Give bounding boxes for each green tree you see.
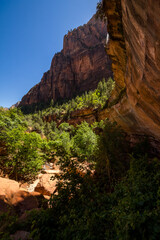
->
[110,155,160,240]
[32,122,42,134]
[4,128,44,180]
[44,122,52,138]
[50,121,57,132]
[73,121,98,160]
[95,121,129,190]
[52,131,73,156]
[58,122,71,132]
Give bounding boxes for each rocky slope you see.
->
[20,16,112,106]
[102,0,160,141]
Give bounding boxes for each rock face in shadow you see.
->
[0,177,46,215]
[103,0,160,141]
[20,16,112,106]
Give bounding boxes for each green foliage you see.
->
[21,78,115,121]
[58,122,72,132]
[25,155,110,240]
[0,108,45,180]
[91,120,105,129]
[1,117,160,240]
[0,211,18,240]
[50,121,57,132]
[51,131,73,156]
[19,135,158,240]
[23,151,160,240]
[4,128,45,180]
[110,155,160,239]
[32,122,43,134]
[1,77,160,240]
[20,79,115,162]
[95,121,129,190]
[43,122,52,138]
[0,108,25,132]
[73,121,98,160]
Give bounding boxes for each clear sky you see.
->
[0,0,99,108]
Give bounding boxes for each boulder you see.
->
[35,174,57,196]
[9,190,46,215]
[0,177,20,199]
[0,177,47,215]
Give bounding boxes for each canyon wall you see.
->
[103,0,160,140]
[20,16,112,106]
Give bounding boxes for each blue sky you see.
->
[0,0,99,108]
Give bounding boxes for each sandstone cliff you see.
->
[20,16,112,106]
[102,0,160,141]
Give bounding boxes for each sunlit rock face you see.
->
[20,16,112,106]
[103,0,160,140]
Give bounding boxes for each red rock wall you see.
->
[20,16,112,106]
[103,0,160,140]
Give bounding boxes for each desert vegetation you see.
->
[0,76,160,239]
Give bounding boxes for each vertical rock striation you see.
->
[20,16,112,106]
[103,0,160,140]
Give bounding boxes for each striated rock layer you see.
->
[103,0,160,141]
[20,16,112,106]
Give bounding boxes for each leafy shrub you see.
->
[1,118,160,240]
[27,152,160,240]
[110,155,160,240]
[32,122,42,134]
[58,122,72,132]
[51,131,73,156]
[3,128,45,180]
[0,108,45,180]
[95,121,130,190]
[73,121,98,160]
